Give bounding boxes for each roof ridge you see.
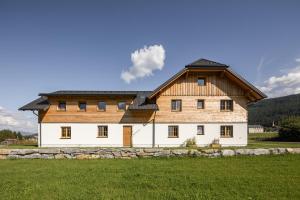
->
[185,58,228,67]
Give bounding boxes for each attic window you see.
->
[98,101,106,111]
[117,102,126,111]
[58,101,66,111]
[78,102,87,111]
[198,78,206,86]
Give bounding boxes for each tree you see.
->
[0,129,17,142]
[16,132,23,140]
[278,116,300,141]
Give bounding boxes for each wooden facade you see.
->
[39,71,248,124]
[39,96,154,123]
[160,72,245,96]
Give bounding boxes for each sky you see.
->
[0,0,300,133]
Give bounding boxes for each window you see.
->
[78,102,87,111]
[198,78,206,86]
[117,102,126,111]
[61,127,71,139]
[98,126,108,138]
[197,100,205,109]
[171,100,182,111]
[197,125,204,135]
[220,126,233,138]
[168,126,179,138]
[98,101,106,111]
[58,101,66,111]
[220,100,233,111]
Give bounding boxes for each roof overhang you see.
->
[18,97,49,111]
[148,66,267,102]
[38,91,148,97]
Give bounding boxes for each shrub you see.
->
[185,137,196,147]
[278,116,300,141]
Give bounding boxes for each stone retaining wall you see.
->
[0,148,299,160]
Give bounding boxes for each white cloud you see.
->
[258,58,300,98]
[121,44,166,83]
[256,57,265,84]
[0,106,36,133]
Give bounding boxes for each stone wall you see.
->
[0,148,299,160]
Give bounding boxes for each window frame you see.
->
[220,126,233,138]
[61,126,71,139]
[197,77,206,86]
[197,125,204,135]
[197,99,205,109]
[78,102,87,112]
[97,126,108,138]
[220,100,233,111]
[171,99,182,112]
[117,101,126,111]
[168,125,179,138]
[57,101,66,111]
[97,101,106,112]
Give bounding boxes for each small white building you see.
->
[248,125,264,133]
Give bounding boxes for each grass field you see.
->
[2,132,300,149]
[0,133,300,149]
[0,155,299,200]
[248,133,300,148]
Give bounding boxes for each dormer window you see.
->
[98,101,106,111]
[78,102,87,111]
[58,101,66,111]
[197,78,206,86]
[117,102,126,111]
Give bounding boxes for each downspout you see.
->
[32,111,41,147]
[152,110,156,148]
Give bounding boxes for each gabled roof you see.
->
[19,97,49,111]
[148,58,267,101]
[19,58,267,111]
[185,58,228,68]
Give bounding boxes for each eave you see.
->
[148,66,267,102]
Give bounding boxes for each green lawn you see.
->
[248,133,300,148]
[0,155,300,200]
[2,132,300,149]
[0,144,38,149]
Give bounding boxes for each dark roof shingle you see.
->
[19,97,49,111]
[185,58,228,68]
[128,91,158,110]
[39,90,150,96]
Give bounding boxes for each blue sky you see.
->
[1,0,300,132]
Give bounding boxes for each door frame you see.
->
[123,125,132,147]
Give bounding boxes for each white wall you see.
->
[155,123,247,147]
[40,123,247,147]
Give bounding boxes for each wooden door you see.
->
[123,126,132,147]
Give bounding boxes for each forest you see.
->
[248,93,300,127]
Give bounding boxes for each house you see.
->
[248,125,264,133]
[19,58,266,147]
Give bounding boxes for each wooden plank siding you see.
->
[39,71,248,124]
[155,96,248,123]
[160,72,245,96]
[154,72,248,123]
[39,96,154,123]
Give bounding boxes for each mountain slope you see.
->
[248,93,300,127]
